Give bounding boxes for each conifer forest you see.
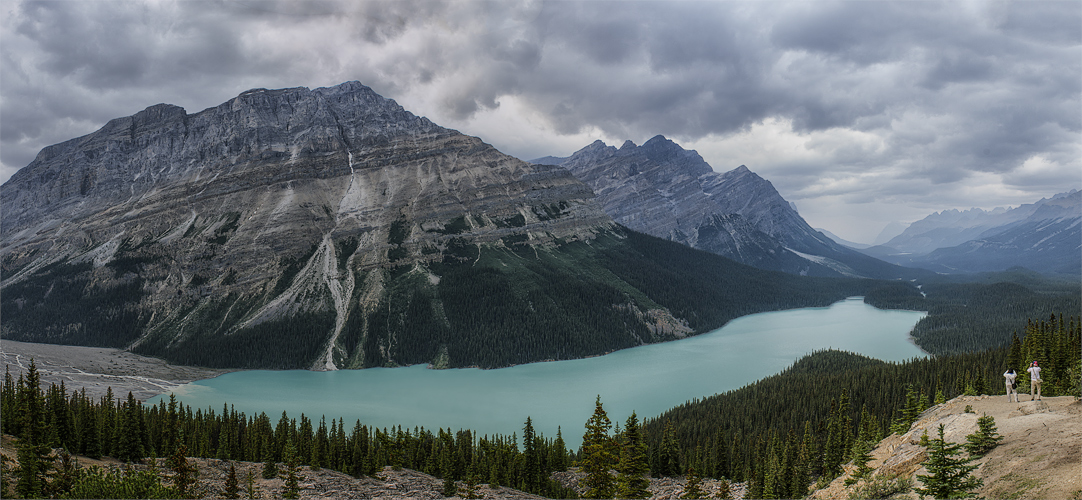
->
[2,313,1077,499]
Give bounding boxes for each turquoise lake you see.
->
[152,297,926,447]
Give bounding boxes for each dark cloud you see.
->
[1,0,1078,239]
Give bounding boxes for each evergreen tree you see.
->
[116,391,146,463]
[580,395,616,499]
[167,439,199,499]
[281,439,301,499]
[551,426,568,471]
[681,466,704,499]
[658,420,681,477]
[616,412,650,499]
[915,424,982,499]
[262,435,278,479]
[461,460,481,499]
[843,438,874,486]
[711,427,729,479]
[522,417,541,492]
[15,359,53,499]
[716,478,732,500]
[964,415,1002,457]
[224,461,240,499]
[245,468,259,499]
[441,429,458,496]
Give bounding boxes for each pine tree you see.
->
[711,427,729,479]
[915,424,982,499]
[580,395,615,499]
[717,478,732,500]
[245,468,259,499]
[659,420,681,477]
[461,460,481,499]
[281,439,301,499]
[843,438,874,486]
[522,417,541,493]
[167,439,199,499]
[964,415,1002,457]
[616,412,650,499]
[441,429,458,496]
[15,359,52,499]
[262,435,278,479]
[224,461,240,499]
[681,466,704,499]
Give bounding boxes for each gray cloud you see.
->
[1,0,1078,240]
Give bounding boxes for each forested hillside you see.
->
[3,314,1076,499]
[639,313,1079,499]
[864,271,1080,356]
[2,226,910,370]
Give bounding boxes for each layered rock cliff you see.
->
[0,82,618,369]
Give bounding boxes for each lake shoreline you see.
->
[0,339,235,403]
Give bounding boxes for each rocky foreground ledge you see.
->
[810,394,1081,500]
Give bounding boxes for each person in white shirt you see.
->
[1003,368,1018,402]
[1026,361,1042,401]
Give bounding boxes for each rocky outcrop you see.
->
[540,136,918,279]
[810,395,1082,500]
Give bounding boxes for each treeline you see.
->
[908,281,1080,356]
[4,314,1077,498]
[0,361,576,499]
[637,313,1079,499]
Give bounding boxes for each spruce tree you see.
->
[522,417,540,493]
[915,424,982,499]
[616,412,650,499]
[167,438,199,499]
[681,466,704,499]
[441,429,458,496]
[281,439,301,499]
[262,435,278,479]
[15,359,52,499]
[964,415,1002,457]
[580,395,615,499]
[659,420,681,477]
[224,461,240,499]
[245,468,259,499]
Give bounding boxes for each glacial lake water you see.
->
[152,297,926,448]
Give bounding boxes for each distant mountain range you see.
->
[0,82,885,371]
[533,136,924,280]
[856,190,1080,276]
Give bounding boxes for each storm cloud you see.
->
[2,0,1079,241]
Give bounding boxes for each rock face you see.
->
[810,395,1082,500]
[0,82,621,370]
[0,83,887,371]
[539,136,916,278]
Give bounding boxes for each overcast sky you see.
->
[2,0,1079,243]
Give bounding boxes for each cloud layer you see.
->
[2,0,1079,241]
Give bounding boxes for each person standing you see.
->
[1003,368,1018,402]
[1026,361,1042,401]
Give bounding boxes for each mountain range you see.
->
[0,82,881,371]
[533,136,924,280]
[857,190,1080,276]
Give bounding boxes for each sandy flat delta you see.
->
[1,339,233,402]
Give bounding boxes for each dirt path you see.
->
[0,339,232,402]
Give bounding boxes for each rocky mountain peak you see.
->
[1,81,618,370]
[555,136,911,279]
